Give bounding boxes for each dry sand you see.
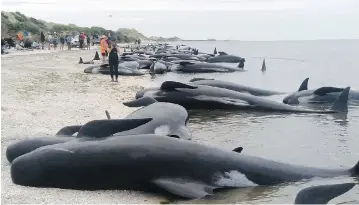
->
[1,48,167,204]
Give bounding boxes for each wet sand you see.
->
[1,49,167,204]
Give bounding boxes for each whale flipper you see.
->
[232,147,243,153]
[152,178,217,199]
[123,96,158,107]
[294,183,356,204]
[56,125,83,136]
[298,78,309,91]
[189,78,215,82]
[77,118,153,138]
[161,81,198,91]
[331,87,350,112]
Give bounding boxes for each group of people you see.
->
[99,34,120,82]
[41,31,92,51]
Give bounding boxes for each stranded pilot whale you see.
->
[5,118,153,163]
[11,134,359,199]
[283,78,359,105]
[171,61,245,73]
[126,81,350,114]
[6,98,191,163]
[189,78,284,96]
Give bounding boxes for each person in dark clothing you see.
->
[40,31,45,49]
[108,44,119,82]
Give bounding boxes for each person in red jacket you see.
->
[79,32,85,49]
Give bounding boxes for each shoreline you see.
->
[1,49,167,203]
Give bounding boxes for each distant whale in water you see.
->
[11,134,359,199]
[283,78,359,105]
[128,81,350,114]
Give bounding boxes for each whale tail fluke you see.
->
[294,183,356,204]
[298,78,309,91]
[79,57,83,64]
[123,96,158,107]
[331,86,350,112]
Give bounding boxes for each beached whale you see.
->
[11,134,359,199]
[170,61,245,73]
[294,183,356,204]
[189,78,284,96]
[127,81,350,114]
[5,118,152,163]
[206,55,245,64]
[84,64,144,76]
[283,78,359,105]
[6,98,191,162]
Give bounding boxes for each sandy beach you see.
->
[1,48,168,204]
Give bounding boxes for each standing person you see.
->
[40,31,45,49]
[53,32,58,50]
[86,34,90,50]
[66,34,72,50]
[108,44,119,82]
[79,32,85,49]
[59,33,65,50]
[47,32,53,50]
[99,35,108,64]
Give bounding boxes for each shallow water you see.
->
[147,40,359,203]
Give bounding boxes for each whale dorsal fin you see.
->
[218,51,228,56]
[77,118,153,138]
[294,183,355,204]
[298,78,309,91]
[152,178,216,199]
[79,57,83,64]
[232,147,243,153]
[160,81,198,91]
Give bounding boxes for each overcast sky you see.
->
[2,0,359,40]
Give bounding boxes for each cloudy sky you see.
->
[2,0,359,40]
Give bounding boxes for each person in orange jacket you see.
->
[99,35,108,64]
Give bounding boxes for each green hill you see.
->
[1,11,182,42]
